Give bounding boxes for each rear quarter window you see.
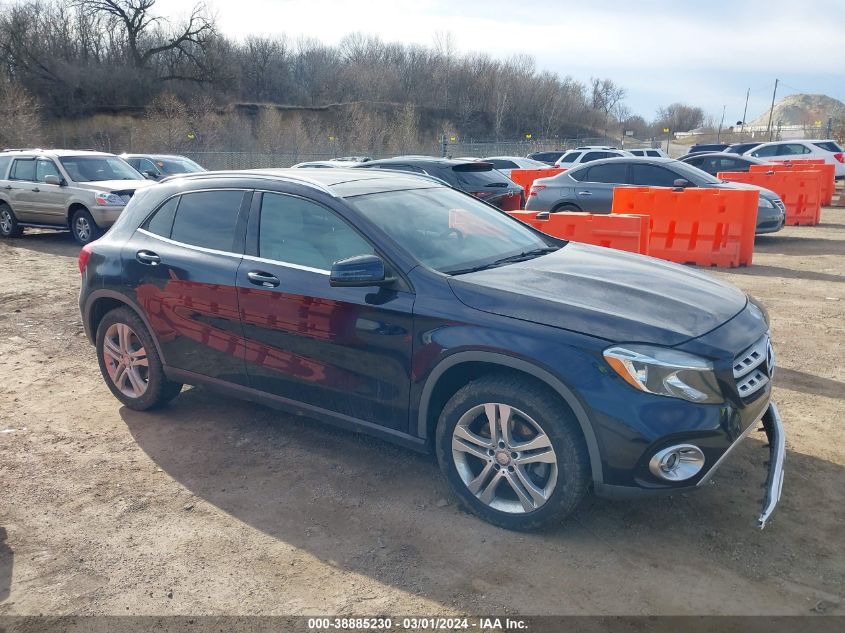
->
[169,190,246,252]
[813,141,843,152]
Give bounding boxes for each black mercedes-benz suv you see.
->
[78,168,785,530]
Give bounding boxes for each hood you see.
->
[710,180,778,201]
[448,243,747,346]
[75,180,156,193]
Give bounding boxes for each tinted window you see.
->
[10,159,36,181]
[59,156,143,182]
[583,163,627,184]
[631,164,680,187]
[139,159,158,173]
[0,156,13,178]
[646,150,661,157]
[752,144,781,157]
[488,159,518,170]
[582,151,609,163]
[559,151,582,163]
[684,156,703,167]
[170,190,245,251]
[814,141,842,152]
[126,158,140,169]
[783,143,811,155]
[36,159,61,182]
[453,166,510,189]
[531,152,563,162]
[144,196,180,238]
[259,193,373,270]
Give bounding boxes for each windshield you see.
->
[154,158,204,174]
[453,167,513,189]
[347,187,553,274]
[60,156,144,182]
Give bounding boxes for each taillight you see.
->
[78,243,94,273]
[529,184,546,197]
[834,152,844,163]
[472,191,493,199]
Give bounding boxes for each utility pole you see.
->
[717,105,726,142]
[740,88,750,137]
[766,78,779,141]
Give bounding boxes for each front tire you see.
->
[435,374,590,530]
[0,204,23,238]
[71,208,103,245]
[96,307,182,410]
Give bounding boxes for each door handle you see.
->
[31,187,40,192]
[247,270,280,288]
[2,185,12,190]
[136,250,161,265]
[577,191,593,196]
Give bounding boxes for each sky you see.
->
[166,0,845,123]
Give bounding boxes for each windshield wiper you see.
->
[448,246,558,275]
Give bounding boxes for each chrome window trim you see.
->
[137,228,242,259]
[242,254,330,276]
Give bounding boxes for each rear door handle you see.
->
[247,270,280,288]
[577,191,593,196]
[136,250,161,265]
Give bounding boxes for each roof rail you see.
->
[159,169,337,196]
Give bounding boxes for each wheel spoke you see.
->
[466,461,496,495]
[484,403,499,444]
[125,367,146,396]
[477,469,504,505]
[513,447,557,465]
[498,405,513,445]
[117,324,130,354]
[452,426,493,460]
[103,338,121,362]
[508,467,547,511]
[113,364,128,389]
[511,433,552,453]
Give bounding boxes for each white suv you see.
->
[627,147,670,158]
[555,148,633,169]
[743,139,845,178]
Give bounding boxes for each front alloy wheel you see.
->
[452,403,558,513]
[436,374,590,530]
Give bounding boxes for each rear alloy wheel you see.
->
[436,374,590,530]
[96,307,182,410]
[0,205,23,238]
[71,209,103,245]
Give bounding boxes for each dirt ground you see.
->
[0,207,843,617]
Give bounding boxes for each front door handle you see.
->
[136,250,161,265]
[247,270,280,288]
[577,190,593,196]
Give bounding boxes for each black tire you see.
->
[435,374,590,530]
[70,208,103,245]
[95,307,182,411]
[0,204,23,238]
[551,203,582,213]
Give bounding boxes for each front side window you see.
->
[630,164,679,187]
[169,190,245,251]
[259,193,373,271]
[154,158,202,175]
[784,143,811,155]
[347,186,550,274]
[582,151,608,163]
[36,159,61,182]
[559,151,582,163]
[9,158,36,181]
[59,156,144,182]
[752,144,781,158]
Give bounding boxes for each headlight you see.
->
[758,198,774,208]
[94,192,124,206]
[603,345,723,403]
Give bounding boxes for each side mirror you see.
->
[44,175,62,186]
[142,169,159,179]
[673,178,692,189]
[330,254,394,287]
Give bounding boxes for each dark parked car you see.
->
[79,168,784,530]
[121,154,205,181]
[525,157,786,234]
[526,151,567,166]
[723,143,762,155]
[686,143,730,154]
[678,152,771,176]
[354,157,523,209]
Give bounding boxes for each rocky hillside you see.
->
[750,93,845,127]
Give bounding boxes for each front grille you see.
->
[733,333,774,399]
[773,199,786,212]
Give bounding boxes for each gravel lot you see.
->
[1,207,843,617]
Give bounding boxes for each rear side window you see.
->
[631,164,679,187]
[646,150,661,157]
[814,141,843,152]
[752,144,781,157]
[583,163,627,184]
[783,143,811,155]
[582,151,609,163]
[144,196,180,237]
[169,190,245,252]
[259,193,373,270]
[9,158,36,181]
[0,156,11,178]
[488,159,518,170]
[560,151,582,163]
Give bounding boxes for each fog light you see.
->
[649,444,705,481]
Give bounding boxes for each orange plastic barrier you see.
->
[508,168,563,196]
[611,187,758,268]
[508,211,649,255]
[756,160,835,205]
[718,170,822,225]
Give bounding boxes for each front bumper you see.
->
[88,205,125,228]
[595,402,785,528]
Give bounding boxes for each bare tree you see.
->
[0,78,42,146]
[591,77,626,141]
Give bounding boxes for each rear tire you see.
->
[71,208,103,245]
[551,203,582,213]
[0,204,23,238]
[96,307,182,411]
[435,374,590,530]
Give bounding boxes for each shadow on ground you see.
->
[0,231,78,259]
[121,387,845,614]
[0,527,12,604]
